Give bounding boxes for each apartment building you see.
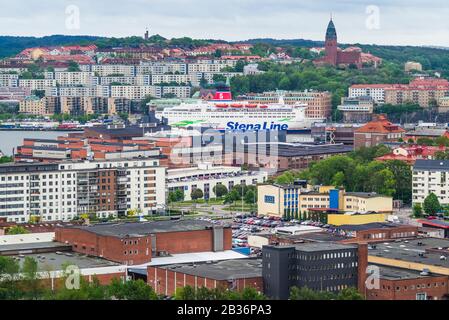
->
[19,96,60,115]
[136,62,187,75]
[187,62,230,74]
[59,96,132,116]
[243,90,333,119]
[99,75,151,86]
[0,87,31,101]
[386,77,449,108]
[349,84,389,104]
[18,79,57,91]
[53,72,96,86]
[412,159,449,206]
[350,78,449,108]
[0,73,19,87]
[160,86,191,99]
[150,74,197,86]
[110,85,160,100]
[0,159,166,223]
[89,64,136,77]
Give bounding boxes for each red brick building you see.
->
[314,19,362,69]
[55,220,232,265]
[354,114,405,149]
[147,259,263,296]
[366,265,449,300]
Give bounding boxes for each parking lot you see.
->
[195,215,335,250]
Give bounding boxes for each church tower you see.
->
[324,18,338,66]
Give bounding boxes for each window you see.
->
[416,293,427,300]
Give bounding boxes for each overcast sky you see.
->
[1,0,449,46]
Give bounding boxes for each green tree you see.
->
[21,257,48,300]
[331,171,345,187]
[244,189,256,204]
[108,278,158,300]
[423,193,441,216]
[0,156,13,164]
[336,287,365,300]
[0,256,21,300]
[168,189,185,203]
[434,151,449,160]
[290,286,336,300]
[416,137,435,146]
[191,188,204,201]
[434,136,449,147]
[174,285,197,300]
[6,225,30,235]
[412,203,423,218]
[67,61,81,72]
[213,184,228,198]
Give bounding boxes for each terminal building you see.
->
[167,163,267,201]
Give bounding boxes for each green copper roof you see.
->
[326,19,337,40]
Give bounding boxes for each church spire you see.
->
[325,17,337,40]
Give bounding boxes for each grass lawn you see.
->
[171,198,225,206]
[223,200,256,212]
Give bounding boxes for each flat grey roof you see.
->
[0,241,71,253]
[369,238,449,269]
[297,232,350,242]
[156,259,262,280]
[265,242,357,252]
[65,220,224,238]
[414,160,449,171]
[337,222,408,232]
[293,242,358,252]
[345,192,388,199]
[13,251,120,271]
[372,264,445,280]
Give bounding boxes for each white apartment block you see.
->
[0,74,19,87]
[19,79,57,91]
[46,85,110,98]
[99,75,150,86]
[349,85,388,104]
[160,86,191,99]
[0,159,166,223]
[412,160,449,206]
[54,72,96,87]
[151,74,197,86]
[187,63,230,74]
[167,163,267,201]
[136,63,187,75]
[110,85,161,100]
[90,65,136,77]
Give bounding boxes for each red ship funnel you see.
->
[213,91,232,101]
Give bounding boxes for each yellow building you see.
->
[257,183,393,221]
[327,213,386,226]
[30,48,46,61]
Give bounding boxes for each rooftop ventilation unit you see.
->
[420,268,430,276]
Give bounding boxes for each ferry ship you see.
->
[155,90,324,131]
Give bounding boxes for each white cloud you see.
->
[0,0,448,46]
